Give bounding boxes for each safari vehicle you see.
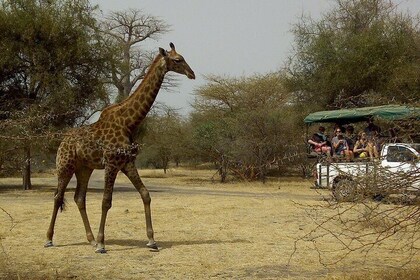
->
[315,142,419,201]
[304,105,420,202]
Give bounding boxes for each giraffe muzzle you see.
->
[187,70,196,80]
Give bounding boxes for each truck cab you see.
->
[381,143,419,173]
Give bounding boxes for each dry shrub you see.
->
[290,193,420,266]
[329,267,420,280]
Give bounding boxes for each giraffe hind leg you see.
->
[45,168,74,247]
[74,168,96,246]
[95,166,119,253]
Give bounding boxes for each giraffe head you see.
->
[159,43,195,79]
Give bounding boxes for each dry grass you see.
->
[326,267,420,280]
[0,168,419,279]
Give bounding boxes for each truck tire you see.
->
[333,179,358,202]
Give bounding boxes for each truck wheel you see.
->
[333,179,358,202]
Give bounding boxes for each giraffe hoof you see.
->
[147,242,159,252]
[44,241,54,248]
[95,248,107,254]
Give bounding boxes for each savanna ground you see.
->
[0,168,419,279]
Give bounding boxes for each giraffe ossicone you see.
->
[45,43,195,253]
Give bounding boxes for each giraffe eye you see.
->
[174,58,183,63]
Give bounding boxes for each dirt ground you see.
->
[0,169,418,279]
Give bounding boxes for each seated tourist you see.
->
[331,128,351,161]
[364,118,382,154]
[308,126,331,157]
[364,118,381,138]
[331,123,345,140]
[344,125,356,161]
[353,131,378,160]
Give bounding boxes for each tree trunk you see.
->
[218,155,228,183]
[22,145,32,190]
[117,45,132,102]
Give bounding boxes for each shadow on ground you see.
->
[52,238,251,253]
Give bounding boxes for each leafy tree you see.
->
[189,115,232,182]
[285,0,420,111]
[190,73,294,182]
[0,0,109,188]
[138,104,186,173]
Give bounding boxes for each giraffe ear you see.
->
[169,42,175,51]
[159,47,167,57]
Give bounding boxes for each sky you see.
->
[91,0,420,116]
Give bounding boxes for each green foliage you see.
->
[137,105,187,172]
[0,0,108,126]
[286,0,420,110]
[189,73,296,182]
[0,0,109,177]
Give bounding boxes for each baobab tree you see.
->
[100,9,174,102]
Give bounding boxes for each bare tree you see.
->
[100,9,174,102]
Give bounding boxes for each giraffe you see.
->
[45,43,195,253]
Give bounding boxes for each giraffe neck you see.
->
[117,55,167,133]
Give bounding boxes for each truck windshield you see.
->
[387,146,417,162]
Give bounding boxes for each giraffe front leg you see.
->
[95,167,118,253]
[143,188,158,251]
[122,162,158,251]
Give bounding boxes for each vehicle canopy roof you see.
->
[304,105,420,124]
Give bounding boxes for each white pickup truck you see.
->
[314,143,420,201]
